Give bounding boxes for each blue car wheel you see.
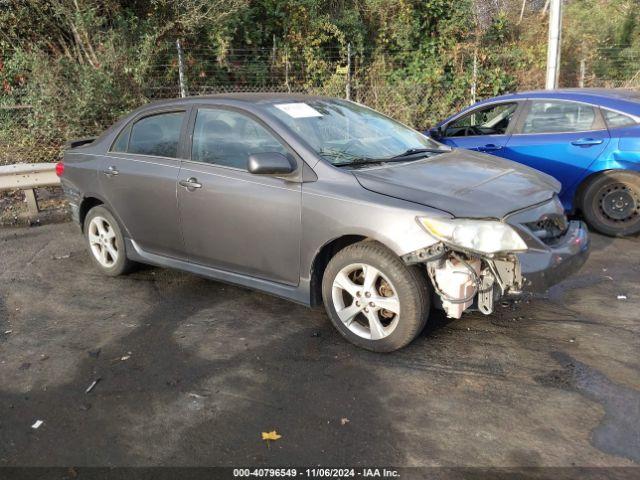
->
[580,171,640,237]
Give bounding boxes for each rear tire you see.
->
[580,171,640,236]
[322,241,430,352]
[84,206,135,276]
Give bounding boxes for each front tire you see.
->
[580,171,640,236]
[84,206,135,276]
[322,241,430,352]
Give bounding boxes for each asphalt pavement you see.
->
[0,221,638,469]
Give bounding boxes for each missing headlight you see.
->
[406,246,523,319]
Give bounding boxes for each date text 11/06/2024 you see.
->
[232,468,400,477]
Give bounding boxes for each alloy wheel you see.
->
[331,263,400,340]
[88,216,119,268]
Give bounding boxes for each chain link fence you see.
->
[1,41,639,168]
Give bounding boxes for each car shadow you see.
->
[569,212,640,253]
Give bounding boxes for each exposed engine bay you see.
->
[402,244,523,319]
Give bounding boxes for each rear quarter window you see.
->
[602,109,638,129]
[111,124,131,152]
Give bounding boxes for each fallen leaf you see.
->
[262,430,282,441]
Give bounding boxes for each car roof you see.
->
[470,88,640,116]
[491,88,640,102]
[434,88,640,127]
[143,92,337,108]
[91,93,350,149]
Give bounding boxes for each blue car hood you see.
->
[353,149,561,218]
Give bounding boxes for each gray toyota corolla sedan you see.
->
[58,94,589,352]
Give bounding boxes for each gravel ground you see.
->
[0,221,638,470]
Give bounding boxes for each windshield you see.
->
[266,99,446,166]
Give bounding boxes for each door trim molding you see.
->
[125,238,311,305]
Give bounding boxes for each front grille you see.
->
[526,213,569,244]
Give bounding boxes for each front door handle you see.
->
[477,144,502,152]
[571,138,603,146]
[102,165,119,177]
[179,177,202,190]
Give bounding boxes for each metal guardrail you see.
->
[0,163,60,216]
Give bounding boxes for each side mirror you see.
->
[247,152,296,175]
[428,126,443,140]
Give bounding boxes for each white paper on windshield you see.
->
[274,103,322,118]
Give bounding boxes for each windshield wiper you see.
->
[321,147,447,168]
[388,147,448,160]
[319,149,381,167]
[331,157,385,167]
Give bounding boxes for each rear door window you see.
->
[128,111,185,158]
[445,103,518,137]
[522,101,597,134]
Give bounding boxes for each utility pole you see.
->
[545,0,562,89]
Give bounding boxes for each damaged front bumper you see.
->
[402,219,590,319]
[515,219,590,293]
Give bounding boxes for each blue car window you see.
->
[192,109,288,169]
[522,101,596,134]
[445,103,517,137]
[603,109,637,129]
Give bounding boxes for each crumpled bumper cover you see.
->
[62,185,81,225]
[516,220,590,293]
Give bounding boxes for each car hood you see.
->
[352,149,561,218]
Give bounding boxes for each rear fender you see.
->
[78,193,132,238]
[571,133,640,212]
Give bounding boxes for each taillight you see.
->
[55,161,64,177]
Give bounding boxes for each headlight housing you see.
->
[418,217,527,254]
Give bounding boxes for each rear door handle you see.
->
[571,138,603,146]
[179,177,202,190]
[477,144,502,152]
[103,166,119,176]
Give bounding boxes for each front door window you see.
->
[445,103,518,137]
[191,109,288,169]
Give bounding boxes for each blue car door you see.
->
[501,99,610,196]
[438,101,523,156]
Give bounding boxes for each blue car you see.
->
[427,89,640,236]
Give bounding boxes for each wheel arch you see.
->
[574,168,640,214]
[78,195,130,237]
[309,235,370,307]
[79,196,105,231]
